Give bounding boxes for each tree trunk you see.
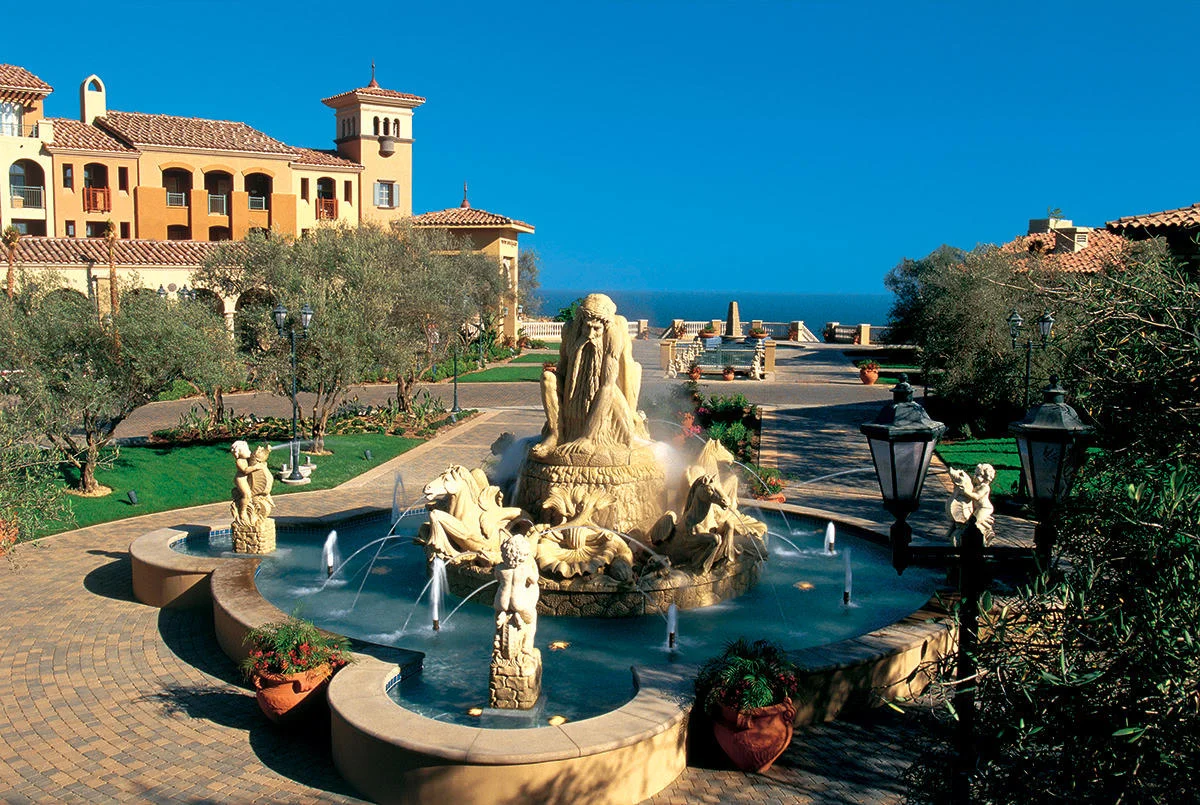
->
[395,373,415,413]
[80,437,101,494]
[209,385,225,426]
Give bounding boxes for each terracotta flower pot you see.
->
[713,698,796,772]
[252,664,332,723]
[859,368,879,385]
[722,369,735,381]
[754,493,786,503]
[688,368,702,381]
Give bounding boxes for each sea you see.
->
[537,289,893,330]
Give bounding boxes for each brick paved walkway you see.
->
[2,345,981,804]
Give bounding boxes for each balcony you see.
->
[315,197,337,221]
[208,194,228,215]
[9,185,44,209]
[82,186,111,213]
[0,122,38,138]
[248,195,268,211]
[166,191,188,208]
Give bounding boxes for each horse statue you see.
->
[417,465,528,565]
[650,473,766,575]
[680,439,741,512]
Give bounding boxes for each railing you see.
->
[208,194,228,215]
[315,197,337,220]
[166,191,188,207]
[248,195,268,211]
[9,184,44,209]
[517,319,641,343]
[0,122,38,138]
[82,186,111,212]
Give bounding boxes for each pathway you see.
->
[3,343,1016,804]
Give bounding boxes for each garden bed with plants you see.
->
[679,388,786,500]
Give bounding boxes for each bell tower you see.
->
[322,64,425,222]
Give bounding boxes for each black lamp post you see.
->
[273,302,314,483]
[1009,375,1093,564]
[1006,309,1054,409]
[860,374,947,574]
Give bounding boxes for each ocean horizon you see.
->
[536,289,893,330]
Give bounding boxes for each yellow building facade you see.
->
[1,62,533,325]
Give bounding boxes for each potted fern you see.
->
[694,638,799,771]
[241,616,352,723]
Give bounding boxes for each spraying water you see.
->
[391,471,407,524]
[824,522,836,555]
[843,547,853,606]
[323,530,339,577]
[441,579,499,627]
[666,603,678,650]
[430,557,446,631]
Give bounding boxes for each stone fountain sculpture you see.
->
[230,440,276,553]
[489,534,542,709]
[417,292,771,616]
[946,463,996,547]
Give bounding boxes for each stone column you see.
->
[724,301,742,338]
[660,339,676,372]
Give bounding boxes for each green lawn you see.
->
[45,433,422,536]
[936,438,1022,495]
[508,351,558,364]
[458,364,546,382]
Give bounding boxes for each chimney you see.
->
[1053,226,1091,254]
[1028,217,1073,235]
[79,75,107,124]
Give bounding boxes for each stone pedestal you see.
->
[489,648,543,710]
[518,446,666,533]
[232,518,276,554]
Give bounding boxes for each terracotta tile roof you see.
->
[998,229,1131,274]
[10,237,230,267]
[98,111,294,155]
[1107,203,1200,232]
[0,64,52,94]
[321,85,426,107]
[45,118,139,154]
[411,206,534,233]
[289,147,363,169]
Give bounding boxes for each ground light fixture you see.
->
[1009,375,1093,563]
[860,373,946,573]
[273,303,315,483]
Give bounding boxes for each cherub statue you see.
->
[493,534,540,659]
[231,440,274,526]
[946,463,996,546]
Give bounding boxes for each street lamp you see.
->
[273,302,314,484]
[1009,375,1093,563]
[860,374,947,573]
[1007,309,1054,409]
[450,336,462,414]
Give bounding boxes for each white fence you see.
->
[519,319,642,343]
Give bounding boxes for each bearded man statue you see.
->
[536,293,648,457]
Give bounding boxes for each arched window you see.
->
[208,226,232,242]
[0,101,23,137]
[245,172,272,210]
[373,117,380,135]
[393,118,400,136]
[383,118,390,137]
[167,225,190,240]
[87,78,103,92]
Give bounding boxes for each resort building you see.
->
[1,63,532,335]
[998,216,1131,273]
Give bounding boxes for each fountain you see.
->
[415,293,770,618]
[824,521,836,555]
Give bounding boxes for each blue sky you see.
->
[8,1,1199,293]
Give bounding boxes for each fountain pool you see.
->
[173,509,939,728]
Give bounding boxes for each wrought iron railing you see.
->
[9,184,44,208]
[248,195,268,211]
[208,194,228,215]
[315,197,337,220]
[166,191,188,207]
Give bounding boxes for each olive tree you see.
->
[1,272,234,493]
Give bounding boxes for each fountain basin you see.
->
[132,503,955,804]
